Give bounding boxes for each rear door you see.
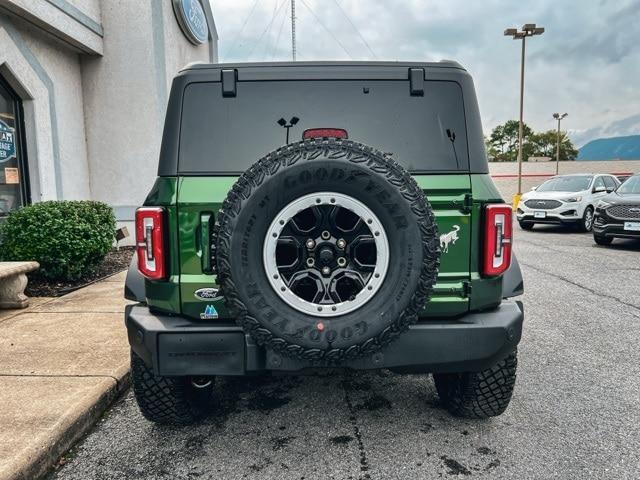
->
[177,74,472,319]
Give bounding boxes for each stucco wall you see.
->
[0,0,103,54]
[65,0,101,25]
[81,0,217,222]
[0,14,90,201]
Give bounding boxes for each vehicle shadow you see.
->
[593,239,640,252]
[520,224,584,235]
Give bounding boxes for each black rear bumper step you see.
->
[126,301,523,376]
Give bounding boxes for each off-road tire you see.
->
[212,138,440,363]
[594,234,613,246]
[131,351,214,424]
[518,221,534,231]
[433,350,518,419]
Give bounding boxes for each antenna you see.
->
[291,0,297,61]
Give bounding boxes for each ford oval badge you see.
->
[194,288,220,301]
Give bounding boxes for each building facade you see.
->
[0,0,217,231]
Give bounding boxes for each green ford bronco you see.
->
[124,61,524,424]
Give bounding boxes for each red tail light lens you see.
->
[303,128,348,139]
[482,204,513,277]
[135,207,166,280]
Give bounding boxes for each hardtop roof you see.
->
[180,60,466,73]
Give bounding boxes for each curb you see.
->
[2,369,130,480]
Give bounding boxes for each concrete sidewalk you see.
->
[0,272,132,480]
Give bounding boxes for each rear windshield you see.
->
[537,175,593,192]
[179,80,468,173]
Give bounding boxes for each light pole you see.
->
[504,24,544,207]
[553,112,568,175]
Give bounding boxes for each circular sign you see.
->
[172,0,209,45]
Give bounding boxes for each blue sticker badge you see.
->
[200,304,218,320]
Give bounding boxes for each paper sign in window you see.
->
[5,167,19,184]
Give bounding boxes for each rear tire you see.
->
[594,234,613,246]
[433,350,517,419]
[131,351,214,424]
[518,221,534,231]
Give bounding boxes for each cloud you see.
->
[209,0,640,146]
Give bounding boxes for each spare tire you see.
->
[213,139,440,362]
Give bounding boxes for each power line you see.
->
[271,2,289,59]
[246,0,289,60]
[299,0,354,59]
[331,0,378,59]
[222,0,260,59]
[262,0,283,59]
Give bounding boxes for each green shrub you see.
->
[0,201,116,281]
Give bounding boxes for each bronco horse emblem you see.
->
[440,225,461,253]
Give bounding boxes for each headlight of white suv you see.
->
[596,200,612,209]
[565,196,582,203]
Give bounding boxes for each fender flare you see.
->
[502,252,524,299]
[124,255,146,303]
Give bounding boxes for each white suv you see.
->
[517,174,620,231]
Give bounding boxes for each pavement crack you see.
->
[520,260,640,316]
[342,378,371,480]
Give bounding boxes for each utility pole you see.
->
[553,113,568,175]
[291,0,296,61]
[504,24,545,208]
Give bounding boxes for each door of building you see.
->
[0,75,29,216]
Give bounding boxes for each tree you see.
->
[486,120,533,162]
[530,130,578,161]
[486,121,577,162]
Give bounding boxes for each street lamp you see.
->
[504,23,545,207]
[552,112,568,175]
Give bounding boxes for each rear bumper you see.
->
[126,301,524,375]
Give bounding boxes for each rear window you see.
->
[179,80,468,173]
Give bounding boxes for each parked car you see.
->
[593,174,640,245]
[616,174,632,184]
[124,61,525,424]
[517,174,620,231]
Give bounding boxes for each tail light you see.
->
[135,207,166,280]
[303,128,348,139]
[482,204,512,277]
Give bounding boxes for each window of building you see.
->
[0,75,29,217]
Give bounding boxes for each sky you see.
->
[209,0,640,148]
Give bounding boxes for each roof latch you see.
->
[409,68,425,96]
[221,69,237,97]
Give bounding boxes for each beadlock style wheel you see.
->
[263,192,390,317]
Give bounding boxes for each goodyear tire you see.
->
[213,139,440,362]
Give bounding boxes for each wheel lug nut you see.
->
[306,239,315,249]
[321,230,331,240]
[306,257,315,267]
[322,266,331,276]
[337,257,347,267]
[337,238,346,249]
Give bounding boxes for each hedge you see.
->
[0,201,116,281]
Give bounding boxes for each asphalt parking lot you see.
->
[50,226,640,480]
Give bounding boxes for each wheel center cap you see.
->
[318,246,335,265]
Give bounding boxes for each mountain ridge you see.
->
[577,134,640,161]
